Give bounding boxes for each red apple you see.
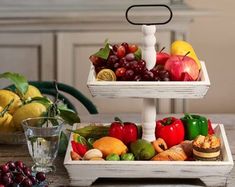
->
[164,55,199,81]
[156,47,170,65]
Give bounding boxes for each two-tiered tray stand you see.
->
[64,5,233,186]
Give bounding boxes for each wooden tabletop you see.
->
[0,114,234,187]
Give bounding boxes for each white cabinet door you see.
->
[0,33,54,88]
[57,31,171,114]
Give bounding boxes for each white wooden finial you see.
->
[142,25,156,70]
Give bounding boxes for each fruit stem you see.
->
[183,51,191,60]
[159,47,166,53]
[114,117,123,124]
[0,99,14,117]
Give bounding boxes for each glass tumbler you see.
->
[22,117,64,173]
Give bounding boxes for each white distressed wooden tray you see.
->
[87,61,210,98]
[64,123,234,187]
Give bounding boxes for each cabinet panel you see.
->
[57,31,171,114]
[0,33,54,88]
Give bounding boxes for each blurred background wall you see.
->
[0,0,234,114]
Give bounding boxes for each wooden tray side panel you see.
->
[87,61,210,98]
[64,124,233,186]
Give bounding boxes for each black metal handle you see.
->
[125,4,173,25]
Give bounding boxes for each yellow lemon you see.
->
[0,106,15,132]
[0,90,22,114]
[93,136,127,157]
[96,69,116,81]
[12,102,47,131]
[24,85,43,99]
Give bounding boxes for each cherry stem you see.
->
[183,51,191,60]
[159,47,166,53]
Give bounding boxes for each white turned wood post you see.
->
[141,25,157,142]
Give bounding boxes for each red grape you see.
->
[113,62,121,69]
[112,44,119,52]
[117,46,126,58]
[7,161,16,171]
[115,67,126,77]
[0,165,9,173]
[128,44,138,53]
[15,161,24,170]
[121,42,130,53]
[2,175,13,186]
[138,60,147,68]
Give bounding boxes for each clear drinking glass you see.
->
[22,117,64,173]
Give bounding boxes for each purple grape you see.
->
[142,70,154,81]
[14,173,25,184]
[113,62,121,69]
[133,75,142,81]
[112,44,119,52]
[125,53,135,61]
[23,167,32,177]
[138,60,147,68]
[2,175,13,186]
[28,176,37,185]
[7,161,16,171]
[124,69,135,81]
[107,55,118,65]
[159,70,170,79]
[36,172,46,182]
[0,165,9,173]
[21,178,33,187]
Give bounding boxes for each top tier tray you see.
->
[87,61,210,99]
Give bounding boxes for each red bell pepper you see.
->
[155,117,185,148]
[71,141,88,157]
[208,119,214,135]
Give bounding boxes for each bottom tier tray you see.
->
[64,123,234,187]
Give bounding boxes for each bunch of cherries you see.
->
[89,42,171,81]
[0,161,47,187]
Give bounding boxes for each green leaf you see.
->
[93,40,110,60]
[59,108,80,125]
[58,103,74,113]
[58,131,68,155]
[134,47,142,60]
[0,72,28,95]
[29,96,53,107]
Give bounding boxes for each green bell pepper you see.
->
[181,114,208,140]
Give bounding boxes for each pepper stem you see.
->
[164,117,173,126]
[114,117,123,124]
[184,113,193,120]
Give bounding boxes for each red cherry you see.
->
[115,67,126,77]
[117,46,126,58]
[128,44,138,53]
[109,122,124,141]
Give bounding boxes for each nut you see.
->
[83,149,103,160]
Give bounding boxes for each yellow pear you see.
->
[171,40,201,69]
